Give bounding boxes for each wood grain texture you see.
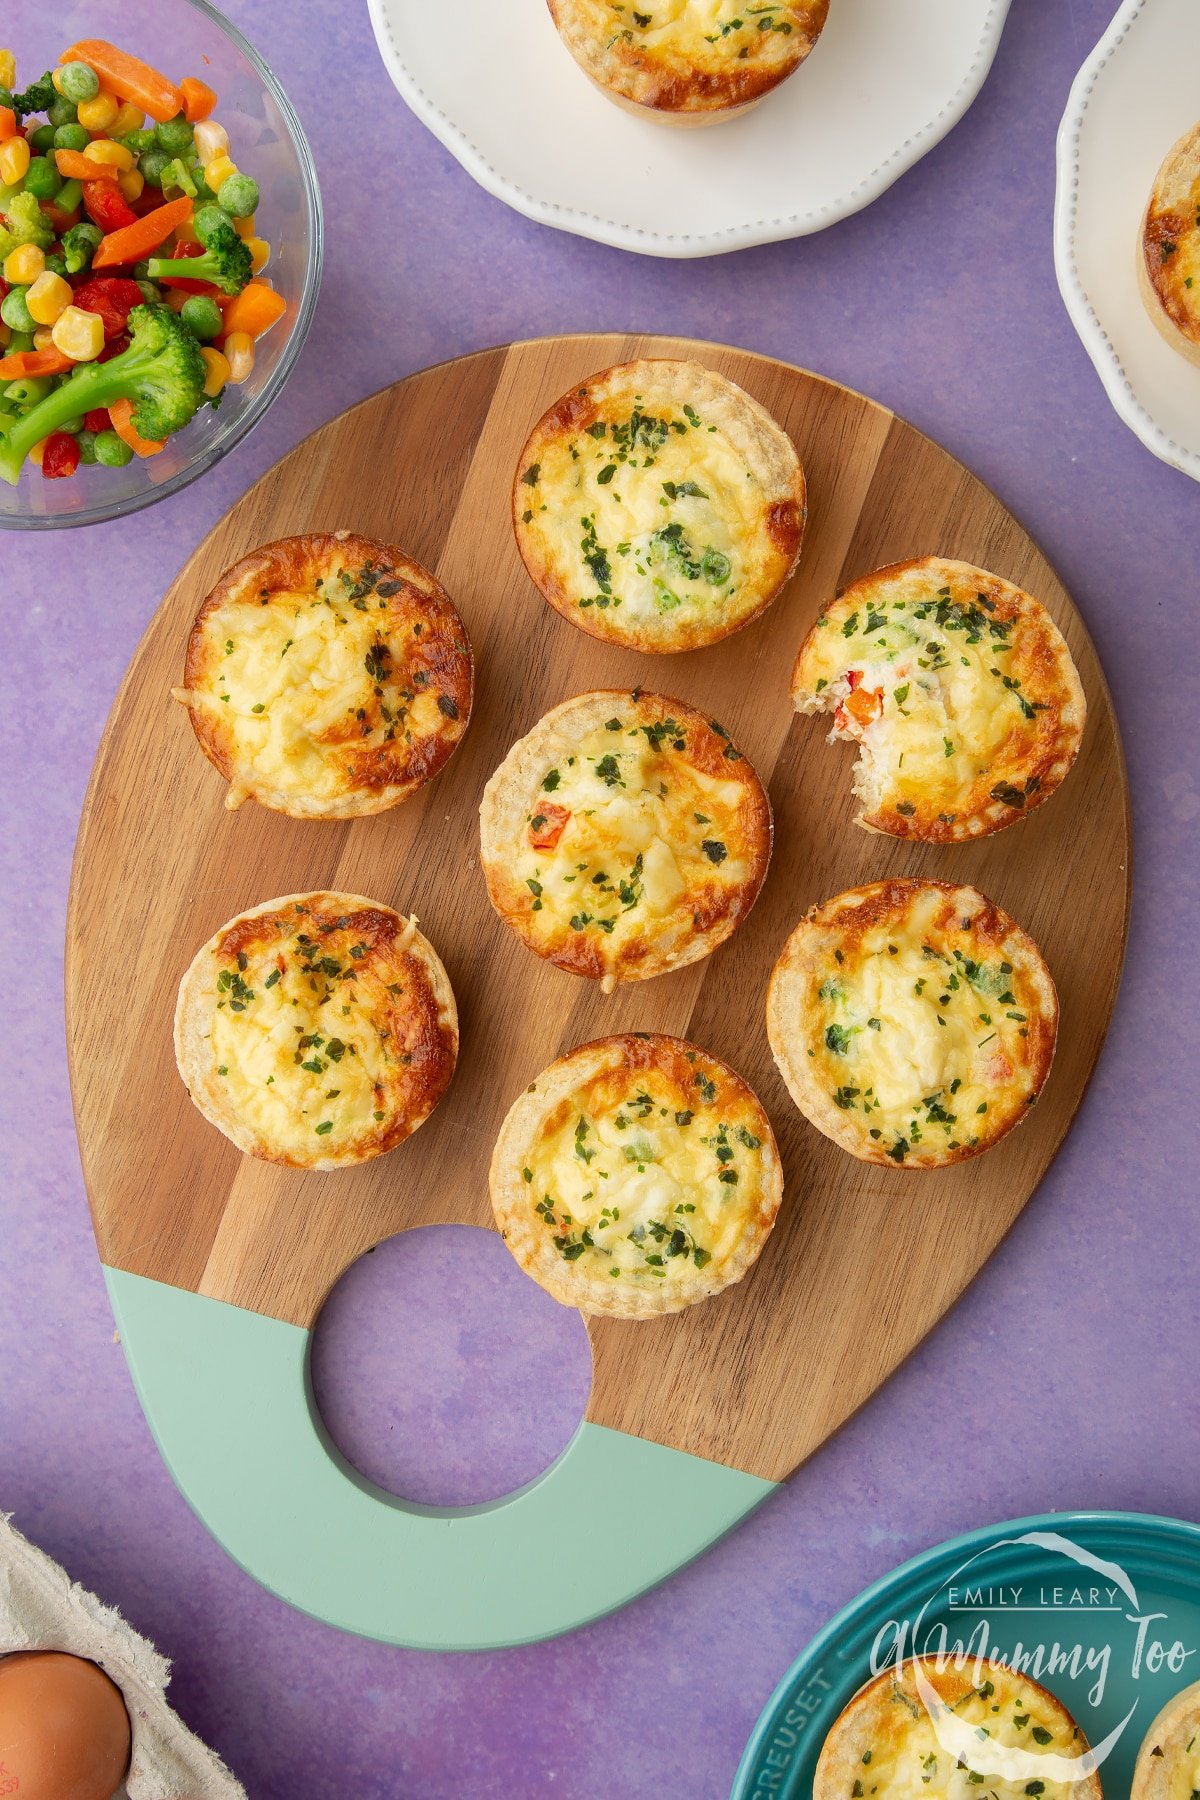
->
[66,335,1131,1483]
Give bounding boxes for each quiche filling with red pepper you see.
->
[791,558,1085,842]
[766,880,1058,1170]
[489,1034,783,1319]
[479,690,771,989]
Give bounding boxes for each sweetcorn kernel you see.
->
[247,237,270,275]
[51,304,105,361]
[86,137,134,171]
[31,326,54,350]
[193,119,228,163]
[111,100,144,137]
[199,345,229,396]
[77,90,120,131]
[28,437,49,467]
[233,211,256,241]
[204,152,237,191]
[223,331,254,383]
[3,243,45,285]
[0,134,30,184]
[26,271,73,325]
[0,52,16,91]
[118,168,144,202]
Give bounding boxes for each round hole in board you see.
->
[309,1224,593,1507]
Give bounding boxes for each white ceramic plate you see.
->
[369,0,1011,259]
[1055,0,1200,483]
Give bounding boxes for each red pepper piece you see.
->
[529,803,571,852]
[82,180,138,235]
[42,432,81,480]
[96,331,130,364]
[72,276,144,339]
[84,408,111,432]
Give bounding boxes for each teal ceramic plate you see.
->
[732,1511,1200,1797]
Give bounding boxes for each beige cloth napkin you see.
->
[1,1514,246,1800]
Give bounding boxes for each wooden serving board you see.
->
[67,336,1129,1602]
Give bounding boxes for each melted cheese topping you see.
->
[795,567,1067,830]
[522,395,765,638]
[571,0,809,74]
[807,888,1042,1162]
[516,712,755,960]
[1145,142,1200,339]
[187,555,469,809]
[524,1056,769,1292]
[199,902,444,1163]
[830,1668,1088,1797]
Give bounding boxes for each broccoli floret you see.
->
[61,221,104,275]
[0,305,206,485]
[0,192,54,261]
[11,72,56,119]
[144,221,252,297]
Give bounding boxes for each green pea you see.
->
[44,251,68,278]
[0,288,35,335]
[56,414,87,435]
[181,294,223,341]
[192,203,229,246]
[139,147,170,190]
[190,169,217,205]
[216,172,258,219]
[23,156,63,202]
[121,127,157,157]
[3,330,34,356]
[53,122,91,152]
[47,97,78,129]
[76,428,99,464]
[154,112,195,155]
[29,124,57,153]
[135,279,163,305]
[94,429,134,468]
[58,62,101,104]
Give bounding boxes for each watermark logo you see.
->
[869,1530,1196,1782]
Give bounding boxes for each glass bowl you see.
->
[0,0,322,530]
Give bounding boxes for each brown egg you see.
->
[0,1651,131,1800]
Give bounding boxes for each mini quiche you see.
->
[766,879,1057,1169]
[791,558,1086,842]
[814,1659,1102,1799]
[513,360,805,653]
[174,532,473,818]
[1139,122,1200,366]
[174,892,458,1170]
[1131,1680,1200,1800]
[479,689,771,990]
[490,1033,783,1317]
[546,1,830,125]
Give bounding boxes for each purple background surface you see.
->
[3,2,1199,1796]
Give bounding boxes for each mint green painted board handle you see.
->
[106,1267,775,1650]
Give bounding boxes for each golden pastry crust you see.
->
[479,689,771,990]
[176,531,473,818]
[791,557,1086,842]
[546,0,830,121]
[513,360,805,652]
[1139,121,1200,367]
[174,892,458,1170]
[1131,1679,1200,1799]
[815,1659,1103,1798]
[490,1033,783,1317]
[766,879,1058,1169]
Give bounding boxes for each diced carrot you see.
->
[91,196,193,269]
[0,346,75,380]
[218,280,286,341]
[0,107,15,143]
[179,76,217,123]
[54,147,117,183]
[59,40,183,124]
[108,396,165,457]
